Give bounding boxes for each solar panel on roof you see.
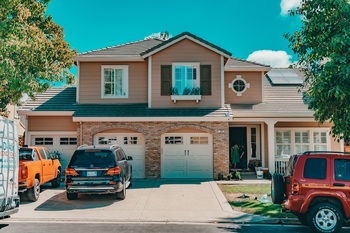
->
[266,69,303,85]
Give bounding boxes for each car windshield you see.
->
[69,150,116,168]
[19,148,33,160]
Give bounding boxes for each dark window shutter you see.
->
[200,65,211,95]
[161,65,172,96]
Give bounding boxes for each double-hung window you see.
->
[101,65,128,98]
[172,63,200,95]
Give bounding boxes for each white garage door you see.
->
[161,133,213,179]
[94,133,145,179]
[30,134,78,174]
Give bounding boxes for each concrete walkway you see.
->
[8,179,272,224]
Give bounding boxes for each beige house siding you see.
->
[78,121,229,179]
[28,116,76,131]
[79,62,148,104]
[151,39,222,108]
[225,71,262,104]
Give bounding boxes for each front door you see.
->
[229,127,247,170]
[229,126,261,171]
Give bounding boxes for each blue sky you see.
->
[47,0,301,71]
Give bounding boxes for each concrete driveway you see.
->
[9,179,267,223]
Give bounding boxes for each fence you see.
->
[275,157,289,174]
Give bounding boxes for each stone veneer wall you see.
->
[77,121,229,179]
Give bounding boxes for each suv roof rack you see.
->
[77,144,120,150]
[303,151,350,155]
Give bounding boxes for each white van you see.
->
[0,117,20,217]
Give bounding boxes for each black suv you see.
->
[65,144,133,200]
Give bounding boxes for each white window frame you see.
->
[172,62,200,96]
[294,130,310,154]
[101,65,129,98]
[275,128,330,157]
[228,75,250,96]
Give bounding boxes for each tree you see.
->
[0,0,76,116]
[285,0,350,140]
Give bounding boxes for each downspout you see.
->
[148,56,152,108]
[76,61,80,103]
[79,122,82,146]
[24,115,28,145]
[221,56,225,108]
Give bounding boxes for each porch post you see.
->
[266,119,277,173]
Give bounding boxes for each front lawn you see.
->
[218,184,294,218]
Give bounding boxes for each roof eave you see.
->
[18,110,75,116]
[141,34,232,59]
[232,111,314,118]
[225,67,271,72]
[75,55,144,62]
[73,116,232,122]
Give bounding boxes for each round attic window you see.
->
[229,75,250,96]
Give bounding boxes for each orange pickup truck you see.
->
[18,146,62,201]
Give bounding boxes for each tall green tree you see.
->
[285,0,350,140]
[0,0,76,116]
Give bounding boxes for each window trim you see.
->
[275,128,330,157]
[101,65,129,99]
[171,62,200,95]
[228,75,250,96]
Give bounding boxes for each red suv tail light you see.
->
[107,166,121,175]
[66,167,79,176]
[291,180,300,195]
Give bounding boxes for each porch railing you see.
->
[275,157,289,174]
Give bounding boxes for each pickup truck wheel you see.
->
[116,177,126,200]
[308,202,343,233]
[51,169,61,188]
[66,192,78,200]
[27,178,40,202]
[271,173,284,204]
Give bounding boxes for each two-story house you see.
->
[18,32,343,179]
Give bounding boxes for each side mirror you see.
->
[127,156,133,161]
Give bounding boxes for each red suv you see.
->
[272,151,350,233]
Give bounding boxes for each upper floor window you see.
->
[161,64,211,98]
[101,65,128,98]
[172,63,200,95]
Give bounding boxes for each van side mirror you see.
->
[127,156,133,161]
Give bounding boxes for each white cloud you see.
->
[246,50,292,68]
[280,0,301,15]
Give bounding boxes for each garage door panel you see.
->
[162,133,213,179]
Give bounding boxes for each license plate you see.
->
[87,171,97,177]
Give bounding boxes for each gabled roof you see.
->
[75,39,164,62]
[141,32,232,59]
[75,32,233,62]
[225,57,271,71]
[19,87,77,112]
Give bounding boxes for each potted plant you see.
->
[248,159,262,172]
